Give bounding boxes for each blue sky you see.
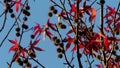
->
[0,0,119,68]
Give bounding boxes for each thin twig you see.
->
[0,12,7,32]
[31,57,45,68]
[90,0,97,7]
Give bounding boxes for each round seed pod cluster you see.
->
[22,5,30,22]
[48,6,58,17]
[15,27,21,37]
[21,5,31,30]
[16,58,23,66]
[4,2,15,18]
[52,36,60,46]
[52,36,64,59]
[16,58,31,67]
[57,22,66,29]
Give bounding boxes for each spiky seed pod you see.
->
[48,12,53,17]
[56,47,62,53]
[112,50,116,55]
[52,36,57,41]
[25,6,30,10]
[61,49,65,53]
[23,16,28,21]
[26,62,31,68]
[115,30,119,35]
[16,32,20,37]
[58,23,66,29]
[74,18,78,24]
[60,24,66,29]
[22,24,29,29]
[23,9,30,16]
[11,13,15,18]
[57,23,62,27]
[31,34,35,39]
[15,27,20,32]
[54,42,59,46]
[114,45,119,50]
[58,53,63,59]
[18,61,23,66]
[9,9,13,13]
[49,6,55,11]
[96,55,101,60]
[29,52,36,58]
[53,9,58,14]
[16,58,21,63]
[55,39,60,44]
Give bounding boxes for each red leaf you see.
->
[29,39,44,53]
[71,45,76,51]
[12,52,20,62]
[71,44,83,51]
[66,42,72,51]
[9,46,17,52]
[89,8,96,23]
[96,64,103,68]
[104,37,109,51]
[104,36,112,51]
[8,39,17,44]
[8,39,19,52]
[34,47,44,51]
[44,29,53,39]
[14,0,23,12]
[47,19,56,31]
[70,3,76,13]
[66,29,74,36]
[104,6,115,18]
[34,23,43,36]
[106,19,113,25]
[116,24,120,30]
[15,2,19,12]
[66,36,73,51]
[32,39,40,47]
[47,19,55,27]
[21,49,26,58]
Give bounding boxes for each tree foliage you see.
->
[0,0,120,68]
